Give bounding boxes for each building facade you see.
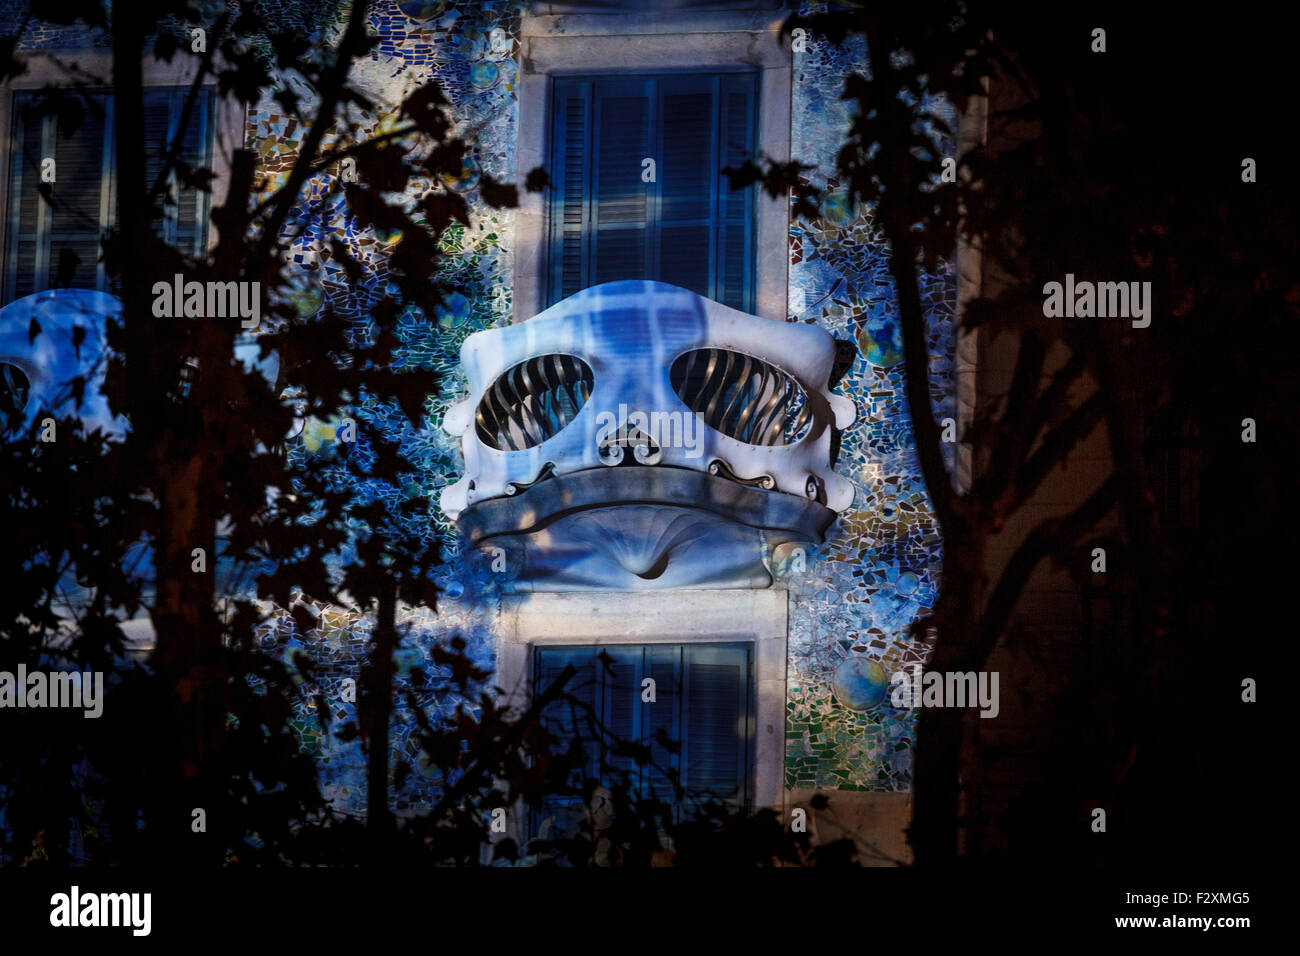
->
[0,0,958,860]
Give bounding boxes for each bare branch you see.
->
[1004,389,1107,514]
[247,0,374,275]
[977,475,1120,661]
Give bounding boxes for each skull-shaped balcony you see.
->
[441,281,856,590]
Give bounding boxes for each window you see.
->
[533,642,752,832]
[547,73,757,311]
[4,87,214,303]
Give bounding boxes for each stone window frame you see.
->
[512,8,793,323]
[494,588,788,846]
[0,50,246,273]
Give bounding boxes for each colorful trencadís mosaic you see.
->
[246,0,525,816]
[779,2,954,790]
[5,0,955,813]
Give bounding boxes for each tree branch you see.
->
[977,474,1121,661]
[1003,389,1108,519]
[247,0,374,274]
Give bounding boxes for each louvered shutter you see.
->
[681,644,749,804]
[6,99,47,300]
[142,92,173,246]
[47,94,109,292]
[657,76,717,300]
[172,90,211,258]
[547,74,756,311]
[549,79,592,303]
[600,647,643,794]
[143,88,213,258]
[534,642,750,838]
[6,93,111,300]
[591,78,653,288]
[716,74,756,311]
[5,88,212,303]
[534,645,601,826]
[642,644,682,804]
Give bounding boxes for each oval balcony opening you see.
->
[475,353,594,451]
[670,347,812,446]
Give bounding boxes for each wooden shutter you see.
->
[591,77,654,288]
[716,73,756,311]
[547,73,757,311]
[534,645,601,824]
[5,93,111,300]
[642,644,682,804]
[5,88,212,303]
[681,643,750,804]
[549,79,592,303]
[47,94,109,293]
[600,647,643,793]
[550,76,656,303]
[143,91,173,245]
[656,76,718,301]
[6,97,47,301]
[534,642,751,833]
[172,90,212,258]
[143,88,213,258]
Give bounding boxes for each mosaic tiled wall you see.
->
[246,0,527,817]
[0,0,110,47]
[5,0,955,811]
[781,1,955,791]
[259,0,955,808]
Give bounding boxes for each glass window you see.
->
[548,73,757,310]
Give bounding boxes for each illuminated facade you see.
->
[0,0,956,859]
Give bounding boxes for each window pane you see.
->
[48,98,108,290]
[659,89,714,222]
[683,644,748,801]
[9,103,46,299]
[5,88,212,302]
[548,73,756,310]
[642,644,682,803]
[533,641,750,839]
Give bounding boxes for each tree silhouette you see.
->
[8,0,1282,871]
[739,1,1291,866]
[0,0,858,868]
